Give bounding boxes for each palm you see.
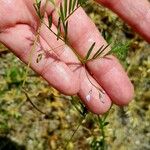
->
[0,0,134,114]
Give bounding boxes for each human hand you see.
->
[1,0,148,114]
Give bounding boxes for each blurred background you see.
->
[0,1,149,150]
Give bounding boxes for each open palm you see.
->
[3,0,149,114]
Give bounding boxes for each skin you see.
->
[0,0,149,114]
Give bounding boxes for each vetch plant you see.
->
[23,0,111,105]
[21,0,130,149]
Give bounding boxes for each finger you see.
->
[52,7,134,105]
[0,24,79,95]
[87,55,134,106]
[40,16,112,114]
[96,0,150,43]
[78,67,111,114]
[0,0,57,32]
[0,0,37,30]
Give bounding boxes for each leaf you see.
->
[57,17,61,40]
[78,0,87,6]
[92,45,104,59]
[64,21,68,42]
[36,0,41,9]
[69,0,73,14]
[103,122,109,126]
[56,0,88,43]
[33,1,42,19]
[64,0,68,18]
[48,15,53,28]
[70,96,83,115]
[85,42,96,61]
[60,3,65,22]
[93,44,110,59]
[72,0,77,11]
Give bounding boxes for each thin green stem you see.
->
[22,0,49,87]
[22,88,47,115]
[42,21,65,42]
[42,20,84,62]
[97,115,106,150]
[65,114,87,149]
[84,64,105,94]
[22,31,39,87]
[102,104,113,122]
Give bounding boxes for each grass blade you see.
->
[48,15,53,28]
[92,45,104,59]
[93,44,110,59]
[64,0,68,18]
[57,17,61,40]
[72,0,77,11]
[69,0,73,14]
[60,3,65,22]
[64,21,68,42]
[85,42,96,61]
